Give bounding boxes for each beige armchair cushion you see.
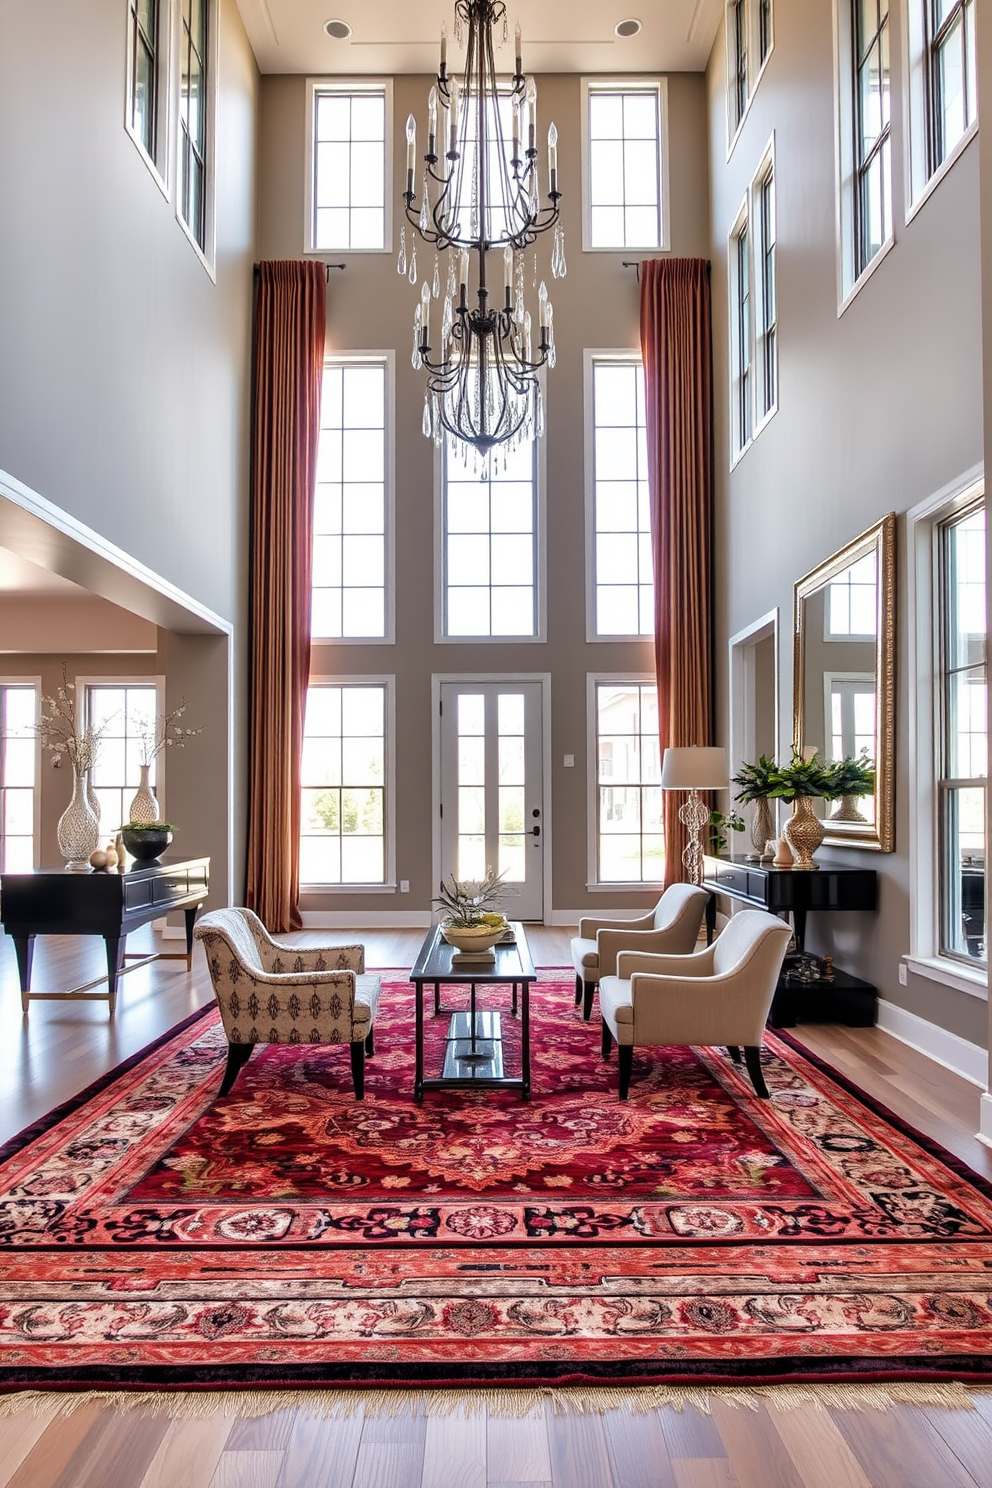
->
[598,909,792,1099]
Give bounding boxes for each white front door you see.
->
[439,680,545,921]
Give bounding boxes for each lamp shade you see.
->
[660,746,729,791]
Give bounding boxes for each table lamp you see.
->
[660,746,729,886]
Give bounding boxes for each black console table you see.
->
[702,854,878,1027]
[0,856,209,1015]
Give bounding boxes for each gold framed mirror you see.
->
[793,513,896,852]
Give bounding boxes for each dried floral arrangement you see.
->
[432,865,514,927]
[136,702,202,767]
[37,664,112,774]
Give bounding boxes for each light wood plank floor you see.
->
[0,922,990,1487]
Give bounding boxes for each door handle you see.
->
[530,826,541,837]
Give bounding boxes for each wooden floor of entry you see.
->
[0,922,990,1487]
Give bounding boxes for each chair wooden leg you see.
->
[219,1042,254,1096]
[744,1045,769,1098]
[727,1045,743,1064]
[617,1044,633,1100]
[601,1019,613,1059]
[574,974,583,1006]
[365,1027,375,1056]
[350,1040,366,1100]
[582,981,596,1021]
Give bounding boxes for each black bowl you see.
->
[122,827,174,862]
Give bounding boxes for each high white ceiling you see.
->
[234,0,724,77]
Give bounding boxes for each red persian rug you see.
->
[0,974,991,1392]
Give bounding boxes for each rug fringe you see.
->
[0,1381,988,1421]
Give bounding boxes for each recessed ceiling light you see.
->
[615,17,642,38]
[323,18,352,39]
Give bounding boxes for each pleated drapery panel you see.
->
[246,261,326,931]
[639,258,715,888]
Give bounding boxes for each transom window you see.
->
[929,0,977,168]
[589,356,653,638]
[0,686,36,873]
[178,0,210,252]
[312,359,389,640]
[853,0,892,276]
[442,435,538,639]
[309,84,388,252]
[86,684,160,831]
[584,82,665,251]
[300,683,387,886]
[594,680,663,883]
[937,503,986,963]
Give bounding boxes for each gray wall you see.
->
[257,72,712,917]
[708,1,986,1044]
[0,0,259,903]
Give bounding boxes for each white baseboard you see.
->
[548,910,641,926]
[301,910,432,929]
[980,1093,992,1148]
[876,999,989,1088]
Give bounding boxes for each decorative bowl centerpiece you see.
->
[121,822,175,862]
[434,867,512,960]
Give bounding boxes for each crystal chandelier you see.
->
[399,0,566,460]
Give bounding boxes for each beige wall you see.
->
[258,71,711,917]
[708,2,986,1044]
[0,0,258,903]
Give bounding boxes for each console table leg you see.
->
[14,936,34,1012]
[183,906,198,970]
[105,936,124,1015]
[414,983,424,1102]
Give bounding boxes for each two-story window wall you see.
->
[592,680,663,884]
[300,682,390,887]
[583,82,666,251]
[587,355,653,638]
[853,0,892,277]
[308,84,389,252]
[441,434,539,639]
[178,0,211,252]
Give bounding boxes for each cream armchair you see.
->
[570,883,709,1021]
[598,909,792,1100]
[194,907,381,1099]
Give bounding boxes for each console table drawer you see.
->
[712,862,751,897]
[153,873,192,905]
[124,879,155,910]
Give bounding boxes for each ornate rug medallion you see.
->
[0,976,990,1389]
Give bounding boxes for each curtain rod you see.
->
[252,264,347,280]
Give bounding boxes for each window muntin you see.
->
[595,681,663,883]
[310,86,387,252]
[590,358,653,638]
[757,168,777,420]
[86,684,160,831]
[586,85,663,250]
[178,0,209,250]
[930,0,976,168]
[853,0,892,276]
[442,434,538,639]
[313,360,388,640]
[0,686,36,873]
[938,503,986,963]
[300,684,386,886]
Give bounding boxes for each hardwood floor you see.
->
[0,921,990,1487]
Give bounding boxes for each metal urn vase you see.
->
[128,764,159,825]
[57,766,100,870]
[783,795,825,871]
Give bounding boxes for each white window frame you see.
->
[834,0,896,313]
[0,680,40,873]
[728,194,752,467]
[903,0,978,220]
[907,466,988,999]
[725,0,775,156]
[305,80,393,256]
[124,0,173,197]
[580,79,670,254]
[434,420,547,645]
[583,350,653,643]
[312,351,395,645]
[174,0,217,277]
[300,675,397,893]
[81,676,165,828]
[586,673,664,891]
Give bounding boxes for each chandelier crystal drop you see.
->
[403,0,564,459]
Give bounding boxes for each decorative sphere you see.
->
[89,849,108,869]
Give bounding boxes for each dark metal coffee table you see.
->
[409,922,536,1101]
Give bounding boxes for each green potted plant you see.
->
[708,808,745,856]
[824,749,875,823]
[120,821,176,862]
[731,754,779,862]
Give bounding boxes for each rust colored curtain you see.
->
[246,261,326,930]
[639,259,714,888]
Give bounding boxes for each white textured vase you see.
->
[128,763,160,825]
[747,798,775,860]
[58,767,100,870]
[85,770,100,834]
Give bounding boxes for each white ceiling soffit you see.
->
[235,0,724,77]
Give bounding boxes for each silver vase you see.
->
[58,766,100,870]
[128,763,160,825]
[747,797,775,860]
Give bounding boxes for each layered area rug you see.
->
[0,974,990,1391]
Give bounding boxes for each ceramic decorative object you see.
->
[58,766,101,870]
[747,798,775,861]
[128,764,160,825]
[440,923,505,957]
[772,835,795,868]
[784,795,825,871]
[121,825,173,862]
[830,793,869,823]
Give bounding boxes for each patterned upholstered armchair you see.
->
[194,907,381,1099]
